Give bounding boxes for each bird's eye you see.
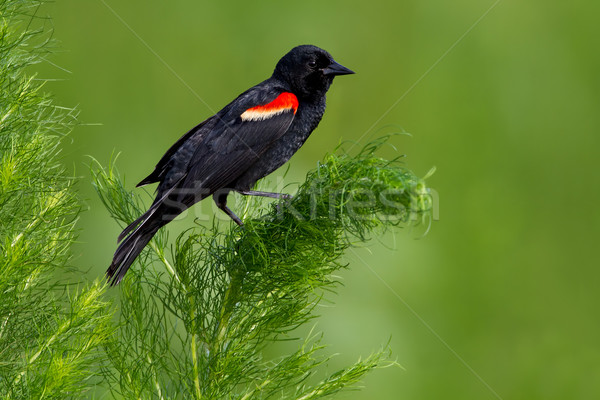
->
[308,60,317,68]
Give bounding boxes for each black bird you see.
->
[107,45,354,285]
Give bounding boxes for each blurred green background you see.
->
[36,0,599,398]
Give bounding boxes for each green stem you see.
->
[205,273,239,391]
[189,296,203,399]
[149,241,181,285]
[149,240,200,397]
[146,354,165,400]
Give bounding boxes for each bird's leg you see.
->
[237,190,292,217]
[237,190,292,200]
[213,191,243,226]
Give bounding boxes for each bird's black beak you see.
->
[322,60,355,76]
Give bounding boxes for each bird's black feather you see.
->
[106,45,354,285]
[137,119,211,187]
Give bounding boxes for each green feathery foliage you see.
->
[0,1,113,398]
[92,137,433,399]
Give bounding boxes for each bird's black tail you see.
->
[106,212,163,286]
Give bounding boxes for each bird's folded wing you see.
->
[136,118,214,188]
[178,91,299,194]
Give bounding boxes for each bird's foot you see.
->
[237,190,291,200]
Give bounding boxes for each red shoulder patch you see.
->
[240,92,299,121]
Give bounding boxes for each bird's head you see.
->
[272,45,354,100]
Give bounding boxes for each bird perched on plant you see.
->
[107,45,354,285]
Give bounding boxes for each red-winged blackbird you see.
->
[107,45,354,285]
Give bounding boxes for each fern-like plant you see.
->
[92,138,433,399]
[0,1,113,398]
